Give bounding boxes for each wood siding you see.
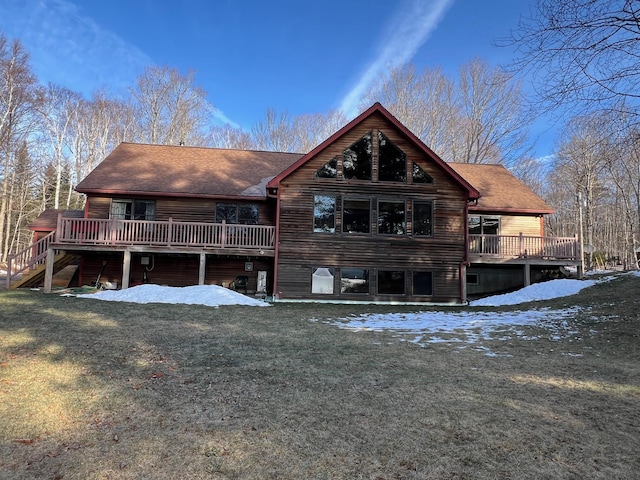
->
[86,196,276,225]
[276,112,468,303]
[78,252,273,292]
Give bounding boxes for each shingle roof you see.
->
[75,143,304,199]
[73,143,553,215]
[29,209,84,231]
[448,163,554,214]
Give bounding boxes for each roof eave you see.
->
[77,188,268,201]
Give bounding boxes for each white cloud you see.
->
[339,0,454,118]
[0,0,152,97]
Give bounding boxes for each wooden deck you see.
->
[55,217,276,250]
[469,233,579,262]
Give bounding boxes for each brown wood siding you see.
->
[85,195,276,225]
[79,252,273,291]
[276,112,468,303]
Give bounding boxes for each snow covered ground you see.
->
[65,272,638,352]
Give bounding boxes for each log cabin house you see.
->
[9,103,581,303]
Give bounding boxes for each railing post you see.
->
[221,220,226,248]
[56,212,63,242]
[168,217,173,247]
[519,232,524,257]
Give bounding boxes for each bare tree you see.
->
[129,66,214,146]
[360,61,532,165]
[0,34,38,261]
[210,124,256,150]
[506,0,640,119]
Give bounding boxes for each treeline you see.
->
[1,25,639,269]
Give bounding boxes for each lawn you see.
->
[1,274,639,479]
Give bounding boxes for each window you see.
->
[412,163,434,184]
[469,215,500,253]
[340,268,369,294]
[378,200,406,235]
[110,199,156,220]
[413,201,433,236]
[378,270,405,295]
[342,199,370,233]
[315,157,338,178]
[466,273,479,285]
[469,216,500,235]
[216,203,259,224]
[314,195,336,233]
[378,132,406,182]
[311,267,334,294]
[343,132,372,180]
[413,271,433,296]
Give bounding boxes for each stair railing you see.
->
[5,231,56,289]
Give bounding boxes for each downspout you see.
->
[272,187,281,300]
[459,199,471,304]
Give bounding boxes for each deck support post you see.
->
[44,247,55,293]
[523,262,531,287]
[122,250,131,289]
[198,251,206,285]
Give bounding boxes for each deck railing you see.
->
[55,217,276,250]
[469,234,579,260]
[5,231,56,289]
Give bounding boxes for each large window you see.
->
[216,203,259,224]
[413,201,433,236]
[378,270,405,295]
[314,195,336,233]
[342,199,370,234]
[340,268,369,294]
[378,132,406,182]
[110,199,156,220]
[378,200,406,235]
[413,271,433,296]
[343,132,372,180]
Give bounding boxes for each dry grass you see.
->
[1,274,639,479]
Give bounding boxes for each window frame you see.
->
[412,200,434,237]
[412,271,434,296]
[377,132,407,183]
[342,197,371,234]
[377,270,406,295]
[377,199,406,235]
[340,268,370,294]
[110,199,156,221]
[216,202,259,225]
[313,195,336,233]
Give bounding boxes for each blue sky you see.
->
[0,0,553,156]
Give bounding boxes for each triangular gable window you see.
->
[412,162,434,184]
[315,156,338,178]
[343,132,372,180]
[378,132,406,182]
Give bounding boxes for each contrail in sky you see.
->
[339,0,454,118]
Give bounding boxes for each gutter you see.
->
[459,199,471,304]
[272,187,281,299]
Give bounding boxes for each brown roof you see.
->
[29,209,84,231]
[448,163,554,214]
[75,143,303,199]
